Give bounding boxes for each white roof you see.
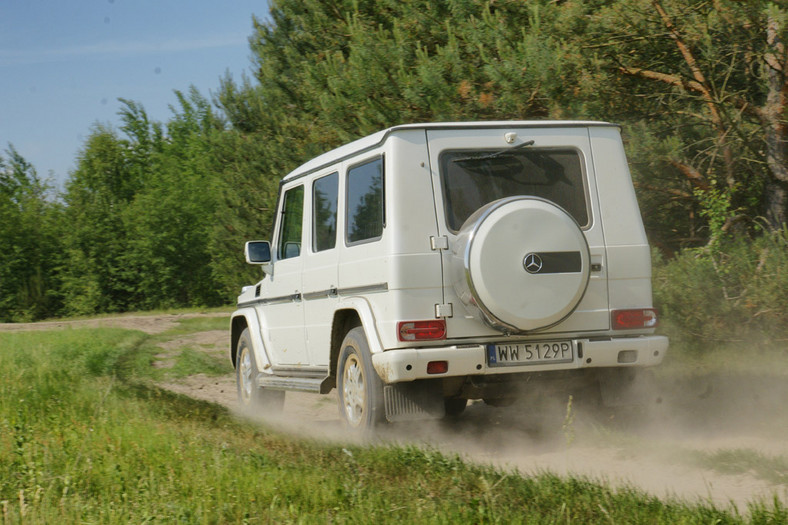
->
[282,120,617,182]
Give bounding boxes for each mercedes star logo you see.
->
[523,253,543,274]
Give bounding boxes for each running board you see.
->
[256,374,332,394]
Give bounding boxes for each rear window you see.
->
[439,148,589,231]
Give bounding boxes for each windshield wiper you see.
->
[452,140,535,163]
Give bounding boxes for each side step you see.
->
[257,374,332,394]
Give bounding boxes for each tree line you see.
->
[1,0,786,323]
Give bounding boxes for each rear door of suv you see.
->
[426,125,610,336]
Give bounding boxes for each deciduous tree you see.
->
[0,146,62,321]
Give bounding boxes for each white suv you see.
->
[231,121,668,430]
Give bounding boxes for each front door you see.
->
[259,183,309,366]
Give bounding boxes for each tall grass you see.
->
[1,328,786,523]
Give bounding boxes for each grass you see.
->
[153,314,231,335]
[167,347,230,378]
[1,324,787,523]
[11,306,234,325]
[142,314,233,380]
[693,449,788,486]
[656,321,788,377]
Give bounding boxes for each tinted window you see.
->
[278,185,303,259]
[313,172,338,252]
[440,148,588,231]
[346,157,384,244]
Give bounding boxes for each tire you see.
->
[337,327,385,431]
[444,398,468,417]
[236,328,284,416]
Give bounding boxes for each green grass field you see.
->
[1,322,787,523]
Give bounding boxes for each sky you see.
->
[1,0,268,189]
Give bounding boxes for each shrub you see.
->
[653,228,788,347]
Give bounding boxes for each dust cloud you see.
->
[246,361,788,512]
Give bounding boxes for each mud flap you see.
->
[383,382,445,422]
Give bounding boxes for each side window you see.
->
[346,157,384,244]
[312,172,338,252]
[278,185,304,260]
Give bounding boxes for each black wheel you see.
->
[337,327,385,431]
[444,398,468,417]
[236,328,284,416]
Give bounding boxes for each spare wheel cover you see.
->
[458,197,590,332]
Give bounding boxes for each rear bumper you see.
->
[372,335,668,384]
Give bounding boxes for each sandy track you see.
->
[0,312,224,335]
[5,313,788,512]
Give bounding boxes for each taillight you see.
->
[397,320,446,341]
[612,308,658,330]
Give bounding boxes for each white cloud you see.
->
[0,35,248,65]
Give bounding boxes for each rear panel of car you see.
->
[425,125,613,339]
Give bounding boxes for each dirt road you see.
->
[6,313,787,512]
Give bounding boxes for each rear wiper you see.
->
[452,140,535,163]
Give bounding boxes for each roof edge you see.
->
[283,120,619,182]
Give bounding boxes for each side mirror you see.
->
[245,240,271,263]
[245,241,273,275]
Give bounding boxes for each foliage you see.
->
[120,90,226,309]
[0,0,786,325]
[576,0,788,241]
[1,326,786,523]
[60,125,140,314]
[204,120,282,296]
[0,146,62,321]
[60,92,226,315]
[654,227,788,344]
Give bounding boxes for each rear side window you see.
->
[313,172,338,252]
[346,157,384,244]
[278,185,304,259]
[439,148,589,231]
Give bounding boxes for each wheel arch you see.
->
[327,309,362,391]
[230,314,248,368]
[230,309,271,373]
[327,297,385,389]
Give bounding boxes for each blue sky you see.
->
[1,0,268,189]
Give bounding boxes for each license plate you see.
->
[487,341,574,367]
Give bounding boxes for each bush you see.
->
[653,228,788,346]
